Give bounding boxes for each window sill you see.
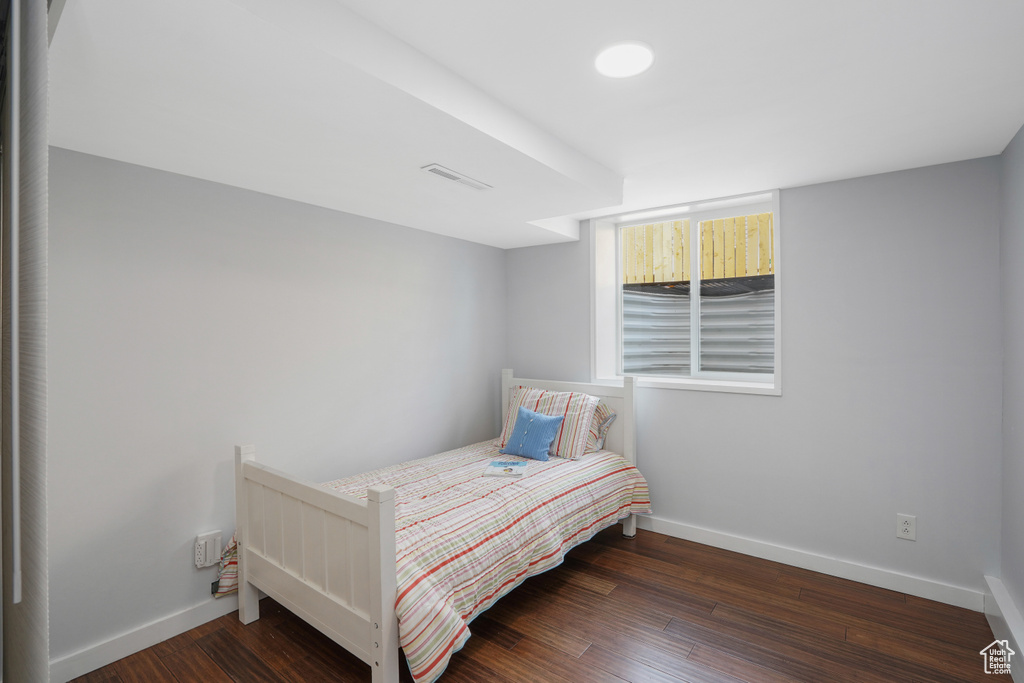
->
[598,374,781,396]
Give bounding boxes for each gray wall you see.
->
[506,158,1004,594]
[506,230,592,380]
[46,148,507,660]
[1001,124,1024,612]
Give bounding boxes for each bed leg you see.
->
[368,486,400,683]
[371,650,401,683]
[622,514,637,539]
[238,581,260,625]
[235,444,260,625]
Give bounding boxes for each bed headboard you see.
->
[501,369,636,466]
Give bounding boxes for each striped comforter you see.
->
[321,438,651,683]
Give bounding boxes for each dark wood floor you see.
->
[73,526,1007,683]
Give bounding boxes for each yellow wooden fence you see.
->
[622,213,774,284]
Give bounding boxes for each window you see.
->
[592,191,780,394]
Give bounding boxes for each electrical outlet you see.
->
[195,531,222,568]
[896,514,916,541]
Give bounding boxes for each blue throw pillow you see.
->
[499,406,564,461]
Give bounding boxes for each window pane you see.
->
[699,277,774,373]
[623,283,690,376]
[698,213,775,374]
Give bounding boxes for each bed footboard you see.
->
[234,445,400,683]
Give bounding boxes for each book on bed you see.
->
[483,460,528,477]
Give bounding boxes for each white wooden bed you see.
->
[233,369,637,683]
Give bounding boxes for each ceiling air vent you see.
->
[420,164,492,191]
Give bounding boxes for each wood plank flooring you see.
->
[72,527,1008,682]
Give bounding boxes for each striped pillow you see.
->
[500,386,601,460]
[585,403,617,453]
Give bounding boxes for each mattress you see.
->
[321,438,651,683]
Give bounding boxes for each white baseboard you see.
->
[635,515,984,611]
[984,576,1024,682]
[48,594,240,683]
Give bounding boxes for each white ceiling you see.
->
[49,0,1024,249]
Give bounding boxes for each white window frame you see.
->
[591,190,782,396]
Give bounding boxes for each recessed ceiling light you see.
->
[595,41,654,78]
